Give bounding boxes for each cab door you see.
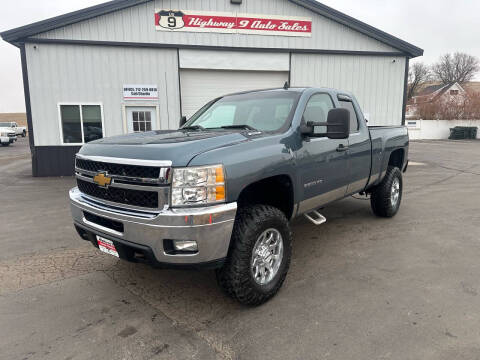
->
[296,93,350,214]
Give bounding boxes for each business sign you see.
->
[123,85,158,100]
[155,10,312,37]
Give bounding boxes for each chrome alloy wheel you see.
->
[251,228,284,285]
[391,177,400,208]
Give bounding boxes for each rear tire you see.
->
[22,130,26,137]
[1,143,9,147]
[370,166,403,218]
[216,204,292,306]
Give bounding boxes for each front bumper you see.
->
[70,187,237,268]
[0,136,14,144]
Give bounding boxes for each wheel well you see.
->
[388,149,404,169]
[237,175,294,219]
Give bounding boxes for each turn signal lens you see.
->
[215,167,225,183]
[216,186,225,201]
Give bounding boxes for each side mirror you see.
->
[179,116,187,128]
[300,108,350,139]
[326,108,350,139]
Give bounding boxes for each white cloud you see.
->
[0,0,104,112]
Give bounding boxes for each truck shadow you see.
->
[104,197,378,327]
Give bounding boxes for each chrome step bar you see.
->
[304,210,327,225]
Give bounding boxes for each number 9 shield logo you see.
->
[158,10,185,30]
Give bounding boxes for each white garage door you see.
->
[180,69,289,118]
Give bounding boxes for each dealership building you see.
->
[1,0,422,176]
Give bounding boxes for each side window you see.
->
[60,105,82,144]
[60,104,104,144]
[339,100,359,133]
[303,94,334,134]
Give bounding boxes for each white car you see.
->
[0,122,27,137]
[0,127,17,146]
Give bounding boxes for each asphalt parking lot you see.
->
[1,137,480,360]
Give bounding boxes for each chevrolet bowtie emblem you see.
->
[93,172,112,188]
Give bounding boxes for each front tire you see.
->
[22,130,26,137]
[216,205,292,306]
[1,143,9,147]
[370,166,403,217]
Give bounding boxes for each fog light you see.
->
[173,240,198,252]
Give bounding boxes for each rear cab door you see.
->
[337,94,371,195]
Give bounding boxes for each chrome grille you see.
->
[74,155,171,210]
[77,179,159,208]
[76,158,161,179]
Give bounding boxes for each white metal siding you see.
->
[291,54,406,126]
[180,69,289,117]
[179,49,290,71]
[25,43,180,146]
[34,0,398,53]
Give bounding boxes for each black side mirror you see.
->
[300,108,350,139]
[179,116,187,128]
[326,108,350,139]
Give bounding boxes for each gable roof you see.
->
[417,84,446,97]
[1,0,423,58]
[411,82,466,105]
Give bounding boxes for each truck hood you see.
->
[0,127,15,133]
[77,130,253,167]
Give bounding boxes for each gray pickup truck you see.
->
[70,87,408,305]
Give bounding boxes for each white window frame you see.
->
[57,102,105,145]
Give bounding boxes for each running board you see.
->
[304,210,327,225]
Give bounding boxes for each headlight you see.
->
[171,165,225,206]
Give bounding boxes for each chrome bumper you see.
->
[69,187,237,265]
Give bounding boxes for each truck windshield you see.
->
[185,91,300,132]
[0,122,11,127]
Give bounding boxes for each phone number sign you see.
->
[123,85,158,100]
[155,10,312,37]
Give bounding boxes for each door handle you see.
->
[336,144,349,152]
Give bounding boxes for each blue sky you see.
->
[1,0,479,112]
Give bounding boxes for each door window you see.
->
[127,107,157,133]
[303,94,334,135]
[132,111,152,132]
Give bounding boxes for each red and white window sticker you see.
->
[155,10,312,37]
[97,236,119,258]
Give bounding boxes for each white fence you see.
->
[406,119,480,140]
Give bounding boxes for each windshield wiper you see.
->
[181,125,205,131]
[220,125,257,131]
